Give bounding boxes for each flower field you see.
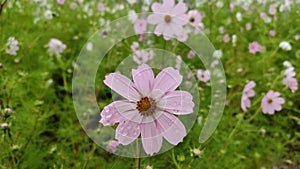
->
[1,0,300,168]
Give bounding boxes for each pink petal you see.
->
[151,2,162,13]
[115,120,141,145]
[99,101,125,126]
[162,0,175,12]
[172,14,189,25]
[156,113,186,145]
[141,121,163,155]
[170,2,187,16]
[147,14,164,25]
[157,91,194,115]
[153,67,183,99]
[154,23,165,36]
[104,73,140,101]
[132,64,154,96]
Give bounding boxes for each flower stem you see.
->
[136,140,140,169]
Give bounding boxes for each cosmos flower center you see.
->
[164,14,172,23]
[267,98,273,104]
[136,97,156,116]
[189,17,195,23]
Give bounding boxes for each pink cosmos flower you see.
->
[147,0,189,40]
[249,41,264,54]
[261,90,285,115]
[47,38,66,57]
[97,2,105,13]
[197,69,210,82]
[283,77,298,93]
[269,5,276,15]
[294,34,300,41]
[134,19,147,35]
[241,81,256,112]
[56,0,65,5]
[106,140,119,153]
[223,34,230,43]
[100,64,194,155]
[269,30,276,36]
[188,10,202,26]
[187,50,195,59]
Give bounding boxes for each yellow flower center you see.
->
[136,97,156,116]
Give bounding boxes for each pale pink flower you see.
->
[241,81,256,112]
[0,123,8,129]
[245,23,252,30]
[283,77,298,93]
[134,19,147,35]
[147,0,189,40]
[97,2,105,13]
[261,90,285,115]
[188,10,202,26]
[106,140,119,153]
[294,34,300,41]
[145,165,153,169]
[269,30,276,36]
[56,0,64,5]
[269,5,276,15]
[133,50,153,65]
[223,34,230,43]
[187,50,195,59]
[249,41,263,54]
[100,64,194,155]
[47,38,66,57]
[197,69,210,82]
[131,42,139,52]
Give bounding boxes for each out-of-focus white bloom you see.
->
[279,0,291,12]
[47,38,66,57]
[216,1,224,8]
[279,41,292,51]
[213,49,223,58]
[127,0,137,5]
[283,61,292,67]
[86,42,93,51]
[232,34,237,46]
[236,12,242,21]
[145,165,153,169]
[4,108,13,114]
[191,148,202,157]
[128,10,137,23]
[44,9,53,19]
[5,37,19,56]
[133,49,153,65]
[70,2,77,9]
[218,26,225,34]
[175,55,182,70]
[245,23,252,30]
[1,123,8,129]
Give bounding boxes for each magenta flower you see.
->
[134,19,147,35]
[248,41,264,54]
[147,0,189,40]
[100,64,194,155]
[241,81,256,112]
[197,69,210,82]
[261,91,285,115]
[188,10,202,26]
